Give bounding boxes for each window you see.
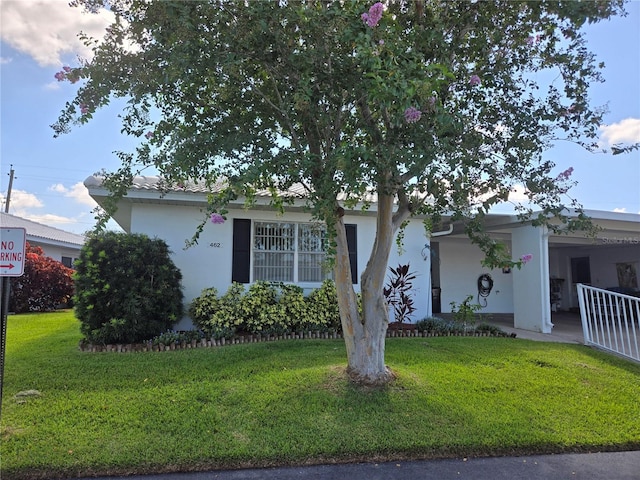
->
[61,256,73,268]
[253,222,331,283]
[232,219,357,284]
[298,223,331,282]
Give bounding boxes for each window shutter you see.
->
[345,224,357,284]
[232,219,251,283]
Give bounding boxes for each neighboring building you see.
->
[0,212,86,268]
[85,175,640,334]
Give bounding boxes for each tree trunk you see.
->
[333,193,405,386]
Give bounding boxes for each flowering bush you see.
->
[9,242,75,313]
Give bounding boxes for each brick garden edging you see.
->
[78,329,514,353]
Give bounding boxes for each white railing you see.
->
[577,284,640,362]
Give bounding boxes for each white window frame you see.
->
[252,221,332,284]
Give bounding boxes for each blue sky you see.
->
[1,0,639,235]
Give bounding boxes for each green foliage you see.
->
[212,282,246,332]
[450,295,483,326]
[415,316,506,336]
[414,317,464,335]
[242,281,286,334]
[9,242,75,313]
[304,280,342,332]
[54,0,627,265]
[188,280,342,337]
[73,231,183,344]
[151,329,204,347]
[188,287,219,331]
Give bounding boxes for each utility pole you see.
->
[4,165,15,213]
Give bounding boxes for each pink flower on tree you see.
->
[63,66,72,72]
[145,131,154,139]
[404,106,422,123]
[79,104,89,115]
[361,2,384,27]
[54,71,66,81]
[469,75,482,86]
[520,253,533,264]
[556,167,574,181]
[210,213,225,224]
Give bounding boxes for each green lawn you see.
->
[2,311,639,480]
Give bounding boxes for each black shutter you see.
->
[345,224,357,284]
[232,219,251,283]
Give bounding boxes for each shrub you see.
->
[475,323,509,337]
[74,232,183,344]
[449,295,482,326]
[383,263,417,323]
[242,281,284,334]
[187,280,343,337]
[279,284,307,332]
[188,287,220,331]
[415,316,455,334]
[190,283,245,338]
[304,280,342,332]
[9,242,75,313]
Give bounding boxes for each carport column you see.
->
[511,225,553,333]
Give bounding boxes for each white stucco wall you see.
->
[28,240,82,265]
[129,203,432,327]
[511,225,552,333]
[437,238,514,314]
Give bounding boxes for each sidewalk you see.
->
[487,311,586,344]
[81,451,640,480]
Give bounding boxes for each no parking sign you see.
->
[0,228,26,277]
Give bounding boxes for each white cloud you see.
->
[43,81,61,91]
[0,189,44,211]
[0,56,12,64]
[24,212,77,226]
[599,118,640,146]
[0,0,114,67]
[613,208,627,213]
[49,182,97,207]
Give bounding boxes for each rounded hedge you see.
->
[74,231,183,344]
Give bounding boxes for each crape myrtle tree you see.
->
[54,0,626,385]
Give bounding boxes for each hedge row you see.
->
[188,280,343,338]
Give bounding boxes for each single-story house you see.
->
[0,212,85,268]
[85,175,640,334]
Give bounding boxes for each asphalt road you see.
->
[82,451,640,480]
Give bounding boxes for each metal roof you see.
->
[0,212,86,248]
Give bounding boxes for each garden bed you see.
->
[78,326,515,353]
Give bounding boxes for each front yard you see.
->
[2,310,639,480]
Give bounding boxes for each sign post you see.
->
[1,227,26,418]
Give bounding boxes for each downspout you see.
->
[542,227,554,332]
[431,223,454,237]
